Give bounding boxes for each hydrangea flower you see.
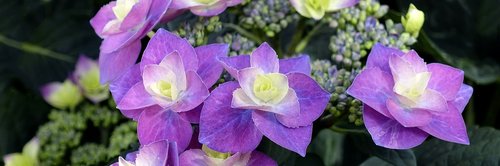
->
[90,0,171,83]
[41,79,83,110]
[170,0,243,17]
[111,140,179,166]
[73,55,109,103]
[347,44,473,149]
[290,0,359,20]
[180,145,276,166]
[110,29,229,152]
[199,43,330,156]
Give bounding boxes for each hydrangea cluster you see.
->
[240,0,299,37]
[326,0,417,70]
[172,16,222,46]
[216,33,257,56]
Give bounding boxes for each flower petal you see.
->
[170,0,203,9]
[363,105,429,149]
[218,55,250,78]
[110,65,144,120]
[389,53,417,82]
[159,8,186,23]
[247,151,277,166]
[232,88,268,110]
[250,43,279,73]
[171,71,209,112]
[195,44,229,87]
[179,104,202,124]
[141,29,199,72]
[199,82,263,153]
[365,43,405,73]
[138,108,193,152]
[327,0,359,11]
[451,84,473,113]
[252,111,312,157]
[90,2,118,38]
[226,0,244,6]
[237,67,265,103]
[262,89,300,117]
[179,149,206,165]
[387,99,432,127]
[418,103,469,145]
[117,82,157,110]
[190,2,228,16]
[276,73,332,128]
[414,89,448,112]
[278,55,311,75]
[426,63,464,100]
[347,67,395,118]
[401,50,427,73]
[290,0,312,18]
[99,40,141,84]
[158,51,188,91]
[120,0,152,30]
[135,140,173,166]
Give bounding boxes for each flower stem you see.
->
[223,23,263,44]
[0,34,73,63]
[294,21,325,53]
[330,125,367,134]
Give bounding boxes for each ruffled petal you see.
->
[199,82,263,153]
[363,105,429,149]
[135,140,172,166]
[141,29,199,72]
[278,55,311,75]
[414,89,448,112]
[218,55,250,78]
[179,149,206,166]
[389,53,417,82]
[90,2,118,38]
[190,2,228,16]
[120,0,152,30]
[117,82,157,110]
[451,84,473,113]
[386,99,432,127]
[232,88,268,110]
[365,43,405,74]
[346,67,395,118]
[252,111,312,157]
[401,50,427,73]
[426,63,464,100]
[327,0,359,11]
[99,41,141,84]
[158,51,188,91]
[171,71,209,112]
[195,44,229,87]
[138,109,193,152]
[250,43,279,73]
[237,67,265,103]
[261,89,300,117]
[276,73,334,128]
[418,103,469,145]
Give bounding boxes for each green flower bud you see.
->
[401,4,425,37]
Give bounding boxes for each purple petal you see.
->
[90,2,118,38]
[119,0,152,30]
[363,105,429,149]
[389,53,417,81]
[158,51,187,87]
[232,88,268,110]
[171,0,202,9]
[117,82,157,110]
[141,29,199,72]
[418,103,469,145]
[414,89,448,112]
[247,151,277,166]
[276,73,330,128]
[278,55,311,75]
[99,41,141,84]
[171,71,209,112]
[327,0,359,11]
[426,63,464,101]
[159,8,186,23]
[451,84,473,113]
[386,99,432,127]
[401,50,427,73]
[195,44,229,87]
[346,67,395,118]
[168,142,180,166]
[266,89,300,117]
[250,43,279,73]
[40,82,60,102]
[179,149,206,165]
[199,82,263,153]
[138,109,193,152]
[236,67,264,102]
[179,104,202,124]
[365,43,405,73]
[218,55,250,78]
[135,140,173,166]
[190,2,228,16]
[75,55,97,76]
[110,65,144,120]
[252,111,312,157]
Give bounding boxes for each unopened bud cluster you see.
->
[240,0,299,37]
[173,16,222,46]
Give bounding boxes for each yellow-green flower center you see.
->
[150,80,178,100]
[306,0,327,10]
[202,145,231,160]
[195,0,218,5]
[252,73,288,103]
[393,72,431,101]
[112,0,139,21]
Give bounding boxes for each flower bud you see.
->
[401,4,425,37]
[41,79,83,110]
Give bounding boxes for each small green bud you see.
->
[402,4,425,37]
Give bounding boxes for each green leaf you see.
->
[310,129,344,166]
[257,138,294,165]
[351,134,417,166]
[414,127,500,165]
[360,157,393,166]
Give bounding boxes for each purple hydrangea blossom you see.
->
[111,140,179,166]
[73,55,110,103]
[347,44,473,149]
[170,0,243,17]
[199,43,330,156]
[179,147,277,166]
[90,0,171,83]
[110,29,229,152]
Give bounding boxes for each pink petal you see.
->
[426,63,464,100]
[346,67,395,118]
[365,43,405,74]
[99,40,141,84]
[252,111,312,157]
[190,1,228,16]
[418,103,469,145]
[363,105,429,149]
[278,55,311,75]
[89,1,118,38]
[414,89,448,112]
[386,99,432,127]
[110,65,145,120]
[276,73,330,128]
[401,50,427,73]
[141,29,199,72]
[135,140,176,166]
[250,43,279,73]
[75,55,97,77]
[264,89,300,117]
[120,0,152,30]
[117,82,157,110]
[195,44,229,87]
[451,84,473,113]
[232,88,268,110]
[158,51,188,90]
[236,67,264,102]
[138,109,193,152]
[170,0,203,9]
[171,71,209,112]
[218,55,250,78]
[179,104,202,124]
[179,149,206,165]
[389,53,416,81]
[199,82,263,153]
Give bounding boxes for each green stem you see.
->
[330,125,366,134]
[223,23,263,43]
[0,34,73,63]
[293,21,325,53]
[286,18,306,54]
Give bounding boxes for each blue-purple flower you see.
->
[347,44,473,149]
[199,43,330,156]
[90,0,171,83]
[110,29,228,152]
[111,140,179,166]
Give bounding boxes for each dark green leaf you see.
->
[257,138,294,165]
[360,157,393,166]
[310,129,345,166]
[351,134,417,166]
